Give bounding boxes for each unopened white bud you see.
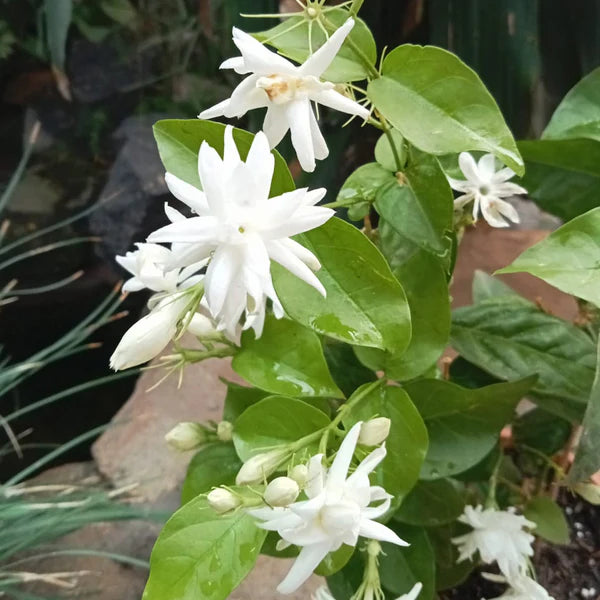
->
[165,422,207,451]
[187,312,221,340]
[358,417,391,446]
[264,476,300,507]
[236,449,289,485]
[217,420,233,442]
[207,488,241,514]
[289,464,309,488]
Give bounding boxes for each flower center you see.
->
[257,74,298,104]
[238,226,246,233]
[479,185,491,195]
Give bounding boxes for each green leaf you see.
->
[223,383,269,423]
[44,0,72,70]
[379,525,436,600]
[355,247,450,381]
[498,206,600,307]
[428,524,473,590]
[472,270,519,303]
[336,163,395,208]
[323,342,376,398]
[524,496,570,545]
[570,338,600,483]
[153,119,294,197]
[232,316,343,399]
[343,384,428,506]
[543,67,600,142]
[272,217,412,353]
[367,45,523,174]
[451,296,596,420]
[375,129,406,172]
[315,544,355,577]
[181,444,242,505]
[142,496,266,600]
[394,479,465,527]
[375,148,454,257]
[449,357,500,390]
[517,138,600,221]
[232,395,330,461]
[513,409,571,457]
[403,376,535,479]
[254,9,376,82]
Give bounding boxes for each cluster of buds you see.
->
[164,419,234,452]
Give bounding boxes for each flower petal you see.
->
[223,125,242,171]
[313,88,370,120]
[263,105,290,149]
[220,56,248,74]
[231,27,297,75]
[198,98,230,120]
[147,216,220,244]
[458,152,481,184]
[309,106,329,161]
[204,245,242,318]
[358,518,409,546]
[477,154,496,180]
[245,130,275,200]
[327,422,362,491]
[224,75,269,118]
[165,173,210,215]
[346,444,387,486]
[286,99,316,172]
[480,199,511,228]
[276,542,332,594]
[299,18,355,78]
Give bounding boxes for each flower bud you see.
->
[289,464,309,488]
[165,422,207,451]
[358,417,391,446]
[236,448,289,485]
[217,420,233,442]
[264,476,300,507]
[207,488,241,514]
[187,312,222,340]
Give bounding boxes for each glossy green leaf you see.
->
[449,356,500,390]
[323,342,376,398]
[44,0,72,70]
[513,409,571,457]
[355,246,450,381]
[375,129,406,172]
[254,9,376,82]
[153,119,294,197]
[394,479,465,527]
[379,526,435,600]
[451,296,596,420]
[404,376,535,479]
[232,316,342,399]
[232,395,330,461]
[223,383,269,423]
[368,45,523,174]
[343,384,428,505]
[517,138,600,221]
[570,338,600,483]
[336,163,395,208]
[315,544,355,577]
[375,148,454,257]
[543,67,600,142]
[181,443,242,505]
[524,496,570,545]
[428,524,473,590]
[273,217,412,353]
[499,207,600,307]
[142,496,266,600]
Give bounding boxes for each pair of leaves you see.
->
[404,376,536,479]
[367,45,524,175]
[451,295,596,421]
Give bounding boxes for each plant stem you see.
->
[349,0,365,17]
[331,378,386,429]
[380,116,403,172]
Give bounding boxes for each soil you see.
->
[441,493,600,599]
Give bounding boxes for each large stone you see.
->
[92,354,245,509]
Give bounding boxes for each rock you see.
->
[92,352,245,509]
[451,224,578,321]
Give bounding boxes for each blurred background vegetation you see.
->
[0,0,598,479]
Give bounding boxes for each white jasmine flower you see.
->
[236,447,292,485]
[395,582,423,600]
[482,573,555,600]
[148,125,333,338]
[116,243,205,293]
[452,505,535,578]
[199,20,370,172]
[448,152,526,228]
[248,422,408,594]
[109,293,190,370]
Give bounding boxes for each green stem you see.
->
[349,0,365,17]
[380,118,403,172]
[486,450,504,509]
[178,346,235,363]
[331,378,386,429]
